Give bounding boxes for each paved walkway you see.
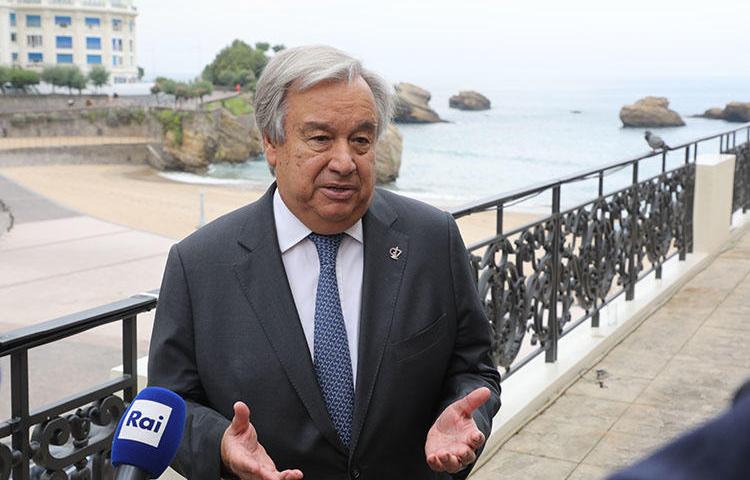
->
[0,175,172,422]
[471,230,750,479]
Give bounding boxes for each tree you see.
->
[201,39,275,89]
[88,65,110,92]
[9,68,40,92]
[69,69,87,94]
[42,66,66,94]
[138,66,144,80]
[0,65,12,94]
[192,80,213,103]
[272,44,286,53]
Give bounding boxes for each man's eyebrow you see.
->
[300,121,333,133]
[353,121,377,133]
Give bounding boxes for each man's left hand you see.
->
[425,387,491,474]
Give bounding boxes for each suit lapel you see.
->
[350,191,409,452]
[232,185,346,453]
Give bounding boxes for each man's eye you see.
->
[353,137,371,145]
[311,136,330,143]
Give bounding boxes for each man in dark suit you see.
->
[148,45,501,480]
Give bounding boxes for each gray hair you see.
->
[254,45,393,145]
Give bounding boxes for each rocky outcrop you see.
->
[699,107,726,120]
[695,102,750,122]
[375,123,403,184]
[393,83,443,123]
[721,102,750,122]
[619,97,685,128]
[449,91,491,111]
[163,109,263,172]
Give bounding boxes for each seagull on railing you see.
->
[645,130,671,151]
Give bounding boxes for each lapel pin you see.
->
[389,246,402,261]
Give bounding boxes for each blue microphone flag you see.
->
[112,386,186,478]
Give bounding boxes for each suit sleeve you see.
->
[148,244,230,480]
[441,213,502,479]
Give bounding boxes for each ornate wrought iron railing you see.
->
[451,124,750,378]
[1,125,749,478]
[0,294,156,480]
[731,142,750,215]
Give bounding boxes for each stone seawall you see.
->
[0,94,156,113]
[0,108,163,140]
[0,143,155,167]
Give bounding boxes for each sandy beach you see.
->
[0,163,542,245]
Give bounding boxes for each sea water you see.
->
[166,76,750,212]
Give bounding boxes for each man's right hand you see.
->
[221,401,304,480]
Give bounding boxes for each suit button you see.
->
[351,467,361,479]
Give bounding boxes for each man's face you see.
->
[264,76,378,235]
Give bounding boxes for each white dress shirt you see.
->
[273,190,363,386]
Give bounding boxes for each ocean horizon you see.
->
[163,76,750,213]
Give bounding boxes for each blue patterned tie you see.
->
[308,233,355,448]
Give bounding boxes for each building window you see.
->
[112,18,122,31]
[86,37,101,50]
[56,36,72,49]
[87,54,102,65]
[26,15,41,27]
[10,12,16,26]
[27,35,43,48]
[85,17,100,28]
[28,52,43,63]
[112,55,122,66]
[11,33,17,43]
[54,16,72,27]
[12,53,19,62]
[57,53,73,64]
[129,20,134,32]
[129,39,133,51]
[112,38,123,52]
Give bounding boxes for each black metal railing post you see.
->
[626,160,639,301]
[546,185,561,363]
[10,351,30,480]
[681,144,692,260]
[122,314,138,403]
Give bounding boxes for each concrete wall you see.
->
[0,143,154,166]
[0,106,163,139]
[0,94,160,113]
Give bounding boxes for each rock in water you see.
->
[375,123,403,184]
[449,91,491,111]
[722,102,750,122]
[700,107,726,120]
[619,96,685,128]
[164,108,263,172]
[393,83,443,123]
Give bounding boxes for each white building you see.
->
[0,0,138,84]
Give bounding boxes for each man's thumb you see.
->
[456,387,491,417]
[229,401,251,434]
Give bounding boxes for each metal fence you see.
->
[1,125,749,479]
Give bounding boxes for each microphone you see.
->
[111,386,186,479]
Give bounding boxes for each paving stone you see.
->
[535,393,630,430]
[610,403,709,441]
[704,309,750,331]
[678,325,750,369]
[503,415,606,462]
[583,431,665,470]
[567,370,651,403]
[594,345,672,380]
[617,319,696,356]
[470,450,577,480]
[682,258,750,291]
[566,463,612,480]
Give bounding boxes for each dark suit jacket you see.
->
[148,185,502,479]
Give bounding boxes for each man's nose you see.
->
[328,139,356,176]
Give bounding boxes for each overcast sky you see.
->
[137,0,750,91]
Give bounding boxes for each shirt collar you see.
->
[273,189,363,254]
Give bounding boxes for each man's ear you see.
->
[263,135,278,168]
